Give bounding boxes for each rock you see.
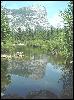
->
[5,6,50,32]
[1,93,5,96]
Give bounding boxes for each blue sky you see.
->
[2,1,69,28]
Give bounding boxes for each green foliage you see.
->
[60,1,73,50]
[60,1,73,63]
[1,7,11,43]
[1,5,15,54]
[1,1,73,67]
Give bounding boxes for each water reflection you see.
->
[1,89,58,99]
[1,59,63,98]
[1,58,11,93]
[1,46,73,99]
[9,58,47,80]
[26,89,58,99]
[60,62,73,99]
[8,46,48,80]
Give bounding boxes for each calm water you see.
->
[1,46,73,99]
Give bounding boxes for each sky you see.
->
[2,1,69,28]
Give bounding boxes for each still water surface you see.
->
[1,47,73,99]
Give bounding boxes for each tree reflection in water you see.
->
[26,89,58,99]
[60,62,73,99]
[48,54,73,99]
[2,90,58,99]
[1,58,11,94]
[1,46,73,99]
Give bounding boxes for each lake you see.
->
[1,46,73,99]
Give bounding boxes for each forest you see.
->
[1,1,73,66]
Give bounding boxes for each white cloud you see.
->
[48,14,64,28]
